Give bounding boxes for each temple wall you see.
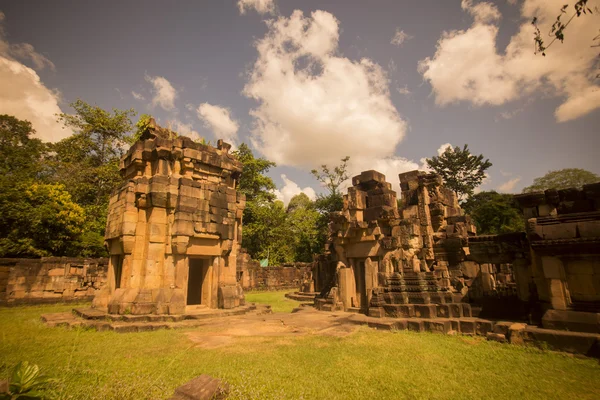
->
[0,257,108,305]
[236,251,312,291]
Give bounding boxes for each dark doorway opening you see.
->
[187,258,209,305]
[112,255,123,289]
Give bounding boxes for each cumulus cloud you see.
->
[131,91,145,101]
[0,12,70,142]
[273,174,316,206]
[390,28,413,46]
[168,119,201,141]
[197,103,239,145]
[418,0,600,122]
[244,9,408,178]
[497,176,521,192]
[461,0,501,24]
[145,74,177,111]
[238,0,275,15]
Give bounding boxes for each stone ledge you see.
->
[41,304,264,333]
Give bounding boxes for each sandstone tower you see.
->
[93,121,246,315]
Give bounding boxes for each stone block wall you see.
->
[93,120,246,315]
[0,257,107,305]
[515,184,600,315]
[236,251,312,290]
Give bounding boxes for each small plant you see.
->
[0,361,55,399]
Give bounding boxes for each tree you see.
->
[232,143,277,204]
[462,191,525,235]
[0,115,47,180]
[522,168,599,192]
[425,145,492,202]
[310,156,351,254]
[532,0,595,56]
[47,100,136,256]
[0,182,85,257]
[231,143,281,261]
[286,193,321,262]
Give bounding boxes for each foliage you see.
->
[132,113,153,142]
[522,168,599,192]
[0,115,47,181]
[311,157,351,253]
[232,143,277,204]
[425,145,492,202]
[0,182,85,257]
[462,191,525,235]
[532,1,593,56]
[0,361,55,400]
[311,156,350,199]
[1,303,600,399]
[232,144,282,261]
[232,145,323,263]
[242,200,296,264]
[46,100,137,257]
[286,193,321,262]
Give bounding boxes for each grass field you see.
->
[1,291,599,399]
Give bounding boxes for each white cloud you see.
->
[461,0,501,24]
[390,29,412,46]
[145,74,177,111]
[244,10,407,171]
[436,143,453,156]
[168,119,201,141]
[196,103,239,145]
[397,85,411,96]
[238,0,275,15]
[419,0,600,122]
[131,91,145,101]
[497,176,521,192]
[8,43,55,71]
[273,174,316,206]
[0,13,70,142]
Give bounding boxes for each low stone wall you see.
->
[0,257,108,305]
[236,252,312,290]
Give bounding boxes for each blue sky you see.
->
[1,0,598,203]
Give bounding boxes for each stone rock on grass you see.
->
[170,374,229,400]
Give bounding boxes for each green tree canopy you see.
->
[0,115,47,180]
[232,143,277,204]
[425,144,492,202]
[46,100,137,256]
[286,193,321,262]
[0,182,85,257]
[522,168,599,193]
[462,191,525,235]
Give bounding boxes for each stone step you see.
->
[42,304,259,333]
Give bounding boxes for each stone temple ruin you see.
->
[92,120,247,315]
[24,122,598,353]
[311,169,600,346]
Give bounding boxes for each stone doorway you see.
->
[187,258,211,306]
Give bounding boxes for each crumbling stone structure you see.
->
[92,121,246,315]
[1,257,107,305]
[515,184,600,333]
[314,169,600,336]
[314,170,476,318]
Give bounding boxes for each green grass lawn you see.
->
[1,293,599,399]
[244,289,304,312]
